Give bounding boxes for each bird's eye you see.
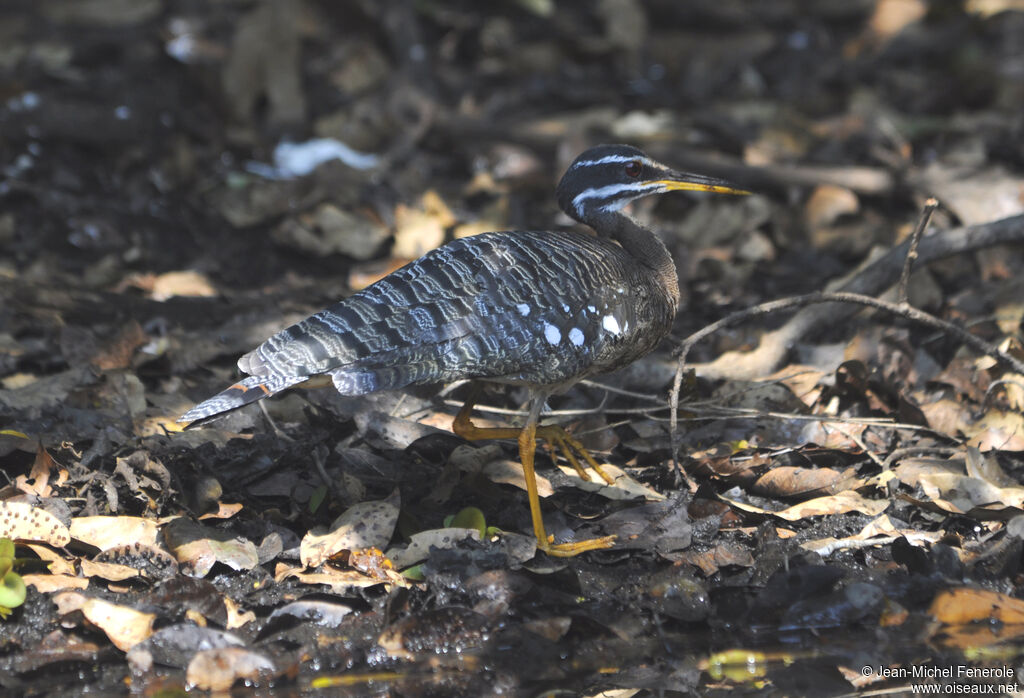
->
[624,160,642,178]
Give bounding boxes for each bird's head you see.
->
[556,144,749,223]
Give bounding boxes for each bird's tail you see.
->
[178,374,308,427]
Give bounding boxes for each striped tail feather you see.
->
[178,374,309,426]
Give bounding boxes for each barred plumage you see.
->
[180,144,748,555]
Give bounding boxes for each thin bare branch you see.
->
[897,197,939,305]
[669,290,1024,471]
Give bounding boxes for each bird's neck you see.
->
[586,210,681,307]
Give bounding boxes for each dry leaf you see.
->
[868,0,927,40]
[914,471,1024,516]
[80,559,144,582]
[224,597,256,629]
[801,515,942,556]
[70,516,159,550]
[555,462,666,501]
[15,445,56,497]
[186,648,275,691]
[0,501,70,546]
[930,588,1024,625]
[162,518,259,576]
[723,491,888,521]
[480,458,554,497]
[89,321,149,369]
[300,489,400,568]
[23,543,75,575]
[392,190,453,259]
[804,184,859,229]
[22,574,89,593]
[52,592,156,651]
[387,528,481,569]
[774,492,889,520]
[275,563,407,594]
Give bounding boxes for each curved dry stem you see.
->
[669,290,1024,478]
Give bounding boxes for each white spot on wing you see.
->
[587,305,596,313]
[516,303,530,316]
[544,323,561,345]
[562,303,570,313]
[569,328,584,346]
[602,315,621,335]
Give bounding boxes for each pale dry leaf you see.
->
[80,559,143,582]
[272,203,389,259]
[392,190,453,259]
[555,463,665,501]
[868,0,927,39]
[964,409,1024,451]
[14,445,55,497]
[0,501,70,546]
[269,600,353,628]
[275,563,408,594]
[773,491,889,520]
[768,365,826,407]
[722,490,888,521]
[173,537,259,577]
[915,471,1024,516]
[387,528,481,569]
[162,518,259,577]
[23,543,75,575]
[70,516,159,550]
[186,648,275,692]
[965,446,1017,488]
[53,592,156,651]
[801,515,942,555]
[22,573,89,593]
[224,597,257,630]
[481,458,554,497]
[966,0,1024,18]
[300,489,400,568]
[804,184,859,229]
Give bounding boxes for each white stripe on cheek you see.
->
[572,181,665,216]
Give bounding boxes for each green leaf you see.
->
[401,564,424,581]
[0,538,14,578]
[0,571,26,613]
[449,507,486,537]
[308,485,327,515]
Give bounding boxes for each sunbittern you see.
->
[179,144,748,556]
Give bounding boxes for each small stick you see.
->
[668,290,1024,476]
[897,198,939,305]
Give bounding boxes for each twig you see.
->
[831,423,886,468]
[669,291,1024,473]
[578,379,664,402]
[897,198,939,305]
[983,378,1024,409]
[693,213,1024,381]
[881,446,962,470]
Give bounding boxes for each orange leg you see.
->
[452,388,615,485]
[452,386,616,557]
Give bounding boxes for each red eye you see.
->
[624,160,642,177]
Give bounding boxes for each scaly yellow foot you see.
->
[452,385,617,557]
[535,424,615,485]
[540,534,618,557]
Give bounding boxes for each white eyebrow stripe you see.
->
[569,154,660,170]
[571,180,664,217]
